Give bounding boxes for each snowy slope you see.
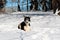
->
[0,12,60,40]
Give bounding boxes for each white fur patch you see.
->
[24,26,31,32]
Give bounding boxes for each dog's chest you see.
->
[21,22,30,31]
[24,25,30,32]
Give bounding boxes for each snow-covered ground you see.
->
[0,12,60,40]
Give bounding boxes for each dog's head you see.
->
[24,16,31,23]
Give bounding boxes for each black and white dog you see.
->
[18,16,31,32]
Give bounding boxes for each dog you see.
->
[18,16,31,32]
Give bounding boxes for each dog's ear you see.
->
[23,15,31,18]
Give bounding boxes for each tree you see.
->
[30,0,38,11]
[0,0,7,9]
[40,0,47,11]
[27,0,28,11]
[18,0,21,11]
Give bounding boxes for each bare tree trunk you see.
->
[0,0,6,12]
[18,0,21,11]
[27,0,28,11]
[30,0,38,11]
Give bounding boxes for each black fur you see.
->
[19,22,30,30]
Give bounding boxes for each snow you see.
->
[0,12,60,40]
